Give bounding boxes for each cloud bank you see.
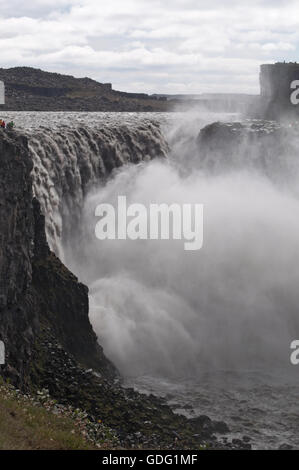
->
[0,0,299,93]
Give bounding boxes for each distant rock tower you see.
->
[260,62,299,118]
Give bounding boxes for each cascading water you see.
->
[4,111,299,449]
[14,112,169,257]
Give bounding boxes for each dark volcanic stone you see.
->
[0,66,170,112]
[0,131,116,386]
[279,443,293,450]
[212,421,230,434]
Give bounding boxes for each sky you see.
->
[0,0,299,94]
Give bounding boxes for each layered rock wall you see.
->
[0,131,115,386]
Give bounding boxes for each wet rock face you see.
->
[0,131,116,386]
[0,131,34,309]
[31,235,115,377]
[197,120,299,183]
[260,63,299,119]
[189,415,230,436]
[197,120,280,172]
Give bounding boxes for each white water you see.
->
[4,111,299,449]
[4,112,168,257]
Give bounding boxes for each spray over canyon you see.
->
[4,110,299,449]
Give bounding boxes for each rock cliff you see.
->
[0,130,115,386]
[260,63,299,119]
[196,119,299,184]
[0,67,169,112]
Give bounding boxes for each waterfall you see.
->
[3,110,298,450]
[16,111,299,378]
[26,119,168,257]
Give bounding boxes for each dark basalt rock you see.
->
[0,130,34,310]
[0,66,170,112]
[196,120,299,184]
[260,62,299,120]
[197,120,281,171]
[0,130,116,387]
[278,443,293,450]
[189,415,230,435]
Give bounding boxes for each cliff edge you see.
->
[0,67,169,112]
[0,130,116,387]
[259,62,299,119]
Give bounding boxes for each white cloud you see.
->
[0,0,299,93]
